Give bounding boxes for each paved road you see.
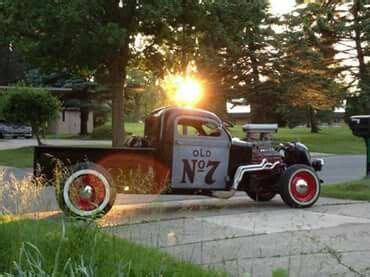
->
[316,154,366,184]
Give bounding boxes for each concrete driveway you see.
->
[3,183,370,276]
[102,196,370,277]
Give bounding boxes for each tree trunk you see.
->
[352,0,369,112]
[33,128,43,146]
[309,106,319,133]
[111,72,125,147]
[248,42,266,123]
[109,47,129,147]
[80,108,89,136]
[353,0,367,78]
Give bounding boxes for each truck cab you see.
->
[144,107,234,190]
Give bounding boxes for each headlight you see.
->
[312,158,324,171]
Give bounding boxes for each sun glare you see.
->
[162,74,203,107]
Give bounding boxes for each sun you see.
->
[162,74,203,107]
[175,77,203,106]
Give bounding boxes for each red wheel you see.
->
[57,163,116,218]
[67,173,107,212]
[280,164,320,208]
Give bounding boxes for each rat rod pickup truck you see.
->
[34,107,324,218]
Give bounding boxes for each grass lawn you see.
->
[0,146,34,168]
[322,179,370,201]
[123,123,364,154]
[0,217,223,276]
[128,123,364,154]
[230,125,364,155]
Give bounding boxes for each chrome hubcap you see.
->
[295,179,308,194]
[79,185,93,200]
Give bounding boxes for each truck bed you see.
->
[34,145,168,193]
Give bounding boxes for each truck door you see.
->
[171,116,230,189]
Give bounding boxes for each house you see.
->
[48,107,94,135]
[226,101,251,124]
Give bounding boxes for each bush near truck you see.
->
[1,87,61,145]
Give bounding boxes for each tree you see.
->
[223,1,281,123]
[26,69,111,136]
[168,0,282,120]
[336,0,370,116]
[124,68,168,121]
[0,45,26,85]
[2,0,189,146]
[278,3,344,132]
[2,87,61,145]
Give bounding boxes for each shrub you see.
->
[0,93,9,120]
[90,124,113,140]
[2,87,61,145]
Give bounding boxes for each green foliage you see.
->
[124,69,169,121]
[0,219,222,276]
[278,3,344,110]
[2,87,61,144]
[327,0,370,116]
[2,0,194,146]
[90,124,113,140]
[2,0,367,132]
[0,93,8,120]
[272,268,289,277]
[0,45,26,85]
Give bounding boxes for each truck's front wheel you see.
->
[57,163,116,218]
[279,164,320,208]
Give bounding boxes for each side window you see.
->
[177,118,221,137]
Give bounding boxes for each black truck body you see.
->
[34,107,323,218]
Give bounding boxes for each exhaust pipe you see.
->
[212,159,281,199]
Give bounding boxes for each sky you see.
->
[269,0,296,15]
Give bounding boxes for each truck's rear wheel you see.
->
[246,191,276,202]
[57,163,116,218]
[279,164,320,208]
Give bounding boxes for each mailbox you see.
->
[349,115,370,177]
